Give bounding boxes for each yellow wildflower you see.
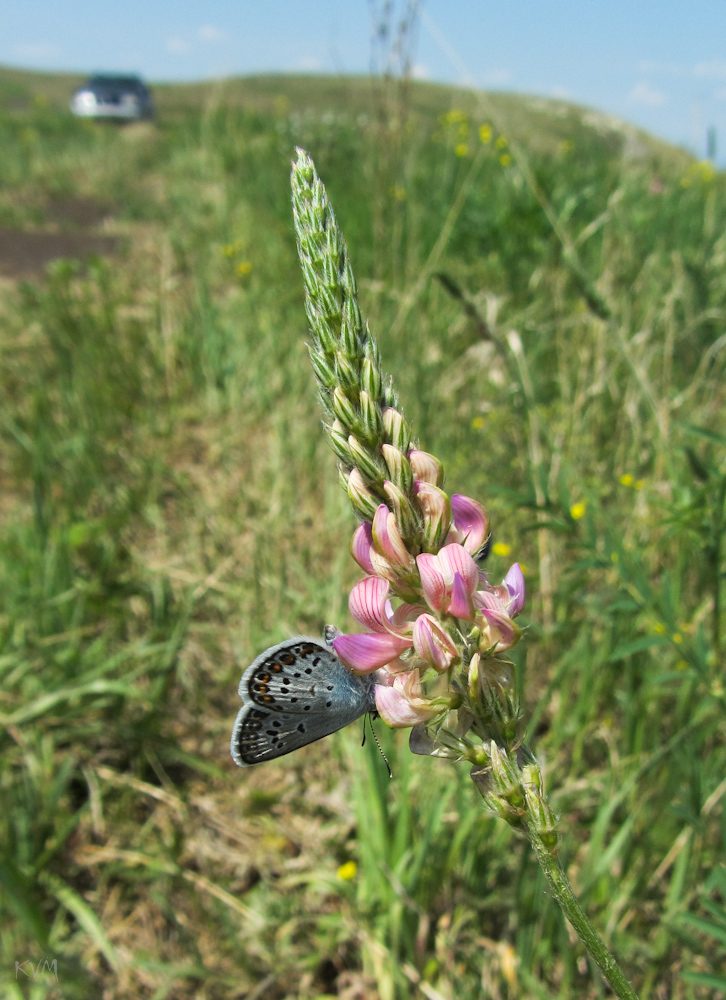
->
[619,474,634,486]
[337,861,357,880]
[492,542,511,557]
[479,123,492,144]
[495,135,508,148]
[456,143,469,157]
[444,109,466,125]
[672,633,683,644]
[500,154,511,167]
[236,261,252,276]
[653,623,666,635]
[570,502,586,520]
[471,416,485,429]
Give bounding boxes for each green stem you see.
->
[524,817,640,1000]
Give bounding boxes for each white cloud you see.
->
[694,61,726,80]
[288,56,321,72]
[14,42,60,60]
[165,37,190,54]
[411,63,430,81]
[629,81,667,107]
[482,69,512,86]
[198,25,225,43]
[551,85,571,100]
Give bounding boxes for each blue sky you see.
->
[3,1,726,162]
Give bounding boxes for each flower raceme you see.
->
[334,493,525,727]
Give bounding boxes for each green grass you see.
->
[0,64,724,998]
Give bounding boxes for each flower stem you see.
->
[524,814,640,1000]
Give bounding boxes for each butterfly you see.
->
[230,635,377,767]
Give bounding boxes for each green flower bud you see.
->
[348,468,380,520]
[361,357,382,400]
[359,391,383,443]
[332,387,359,432]
[381,444,414,493]
[348,435,385,485]
[383,480,420,542]
[335,351,359,391]
[382,407,411,452]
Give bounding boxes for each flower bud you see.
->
[382,407,411,452]
[490,742,524,808]
[413,614,458,672]
[374,669,444,728]
[408,450,444,487]
[332,387,358,432]
[372,505,415,571]
[383,480,420,541]
[361,357,382,399]
[348,468,380,520]
[381,444,414,493]
[328,421,352,464]
[348,435,385,485]
[524,784,558,852]
[335,351,359,391]
[350,522,375,575]
[416,483,452,553]
[359,390,383,442]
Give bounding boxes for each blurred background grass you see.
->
[0,63,725,999]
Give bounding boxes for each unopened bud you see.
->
[335,351,359,391]
[382,407,411,452]
[383,480,420,542]
[381,444,414,493]
[524,784,558,852]
[408,450,444,487]
[361,357,382,400]
[309,348,336,388]
[348,435,385,485]
[416,483,452,552]
[332,387,359,432]
[348,469,380,520]
[490,742,524,809]
[359,391,383,442]
[328,422,352,464]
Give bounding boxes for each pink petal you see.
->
[479,608,522,652]
[473,589,507,614]
[413,614,457,672]
[333,632,412,673]
[374,671,440,727]
[372,504,411,568]
[504,563,526,617]
[349,576,392,633]
[389,602,427,632]
[350,523,375,575]
[416,553,447,612]
[450,495,489,555]
[437,543,479,593]
[408,450,443,486]
[448,572,475,620]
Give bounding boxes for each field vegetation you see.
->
[0,63,725,998]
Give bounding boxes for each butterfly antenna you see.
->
[368,715,392,778]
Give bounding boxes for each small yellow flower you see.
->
[492,542,511,557]
[223,244,237,257]
[391,185,407,201]
[471,416,485,429]
[455,143,469,157]
[479,123,492,144]
[675,659,688,671]
[444,109,466,124]
[519,563,528,574]
[634,479,645,490]
[500,153,511,167]
[653,623,666,635]
[619,474,634,486]
[337,861,357,880]
[495,135,508,149]
[672,632,683,644]
[570,502,586,520]
[236,261,252,276]
[611,552,619,563]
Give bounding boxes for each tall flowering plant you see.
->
[291,149,640,1000]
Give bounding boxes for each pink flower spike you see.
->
[450,495,489,555]
[349,576,393,633]
[413,614,458,672]
[504,563,525,617]
[416,553,447,612]
[448,572,475,620]
[437,543,479,593]
[350,523,375,575]
[333,632,412,673]
[372,504,411,569]
[374,669,442,727]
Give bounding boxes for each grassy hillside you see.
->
[0,66,724,999]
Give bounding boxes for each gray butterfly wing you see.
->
[230,637,376,767]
